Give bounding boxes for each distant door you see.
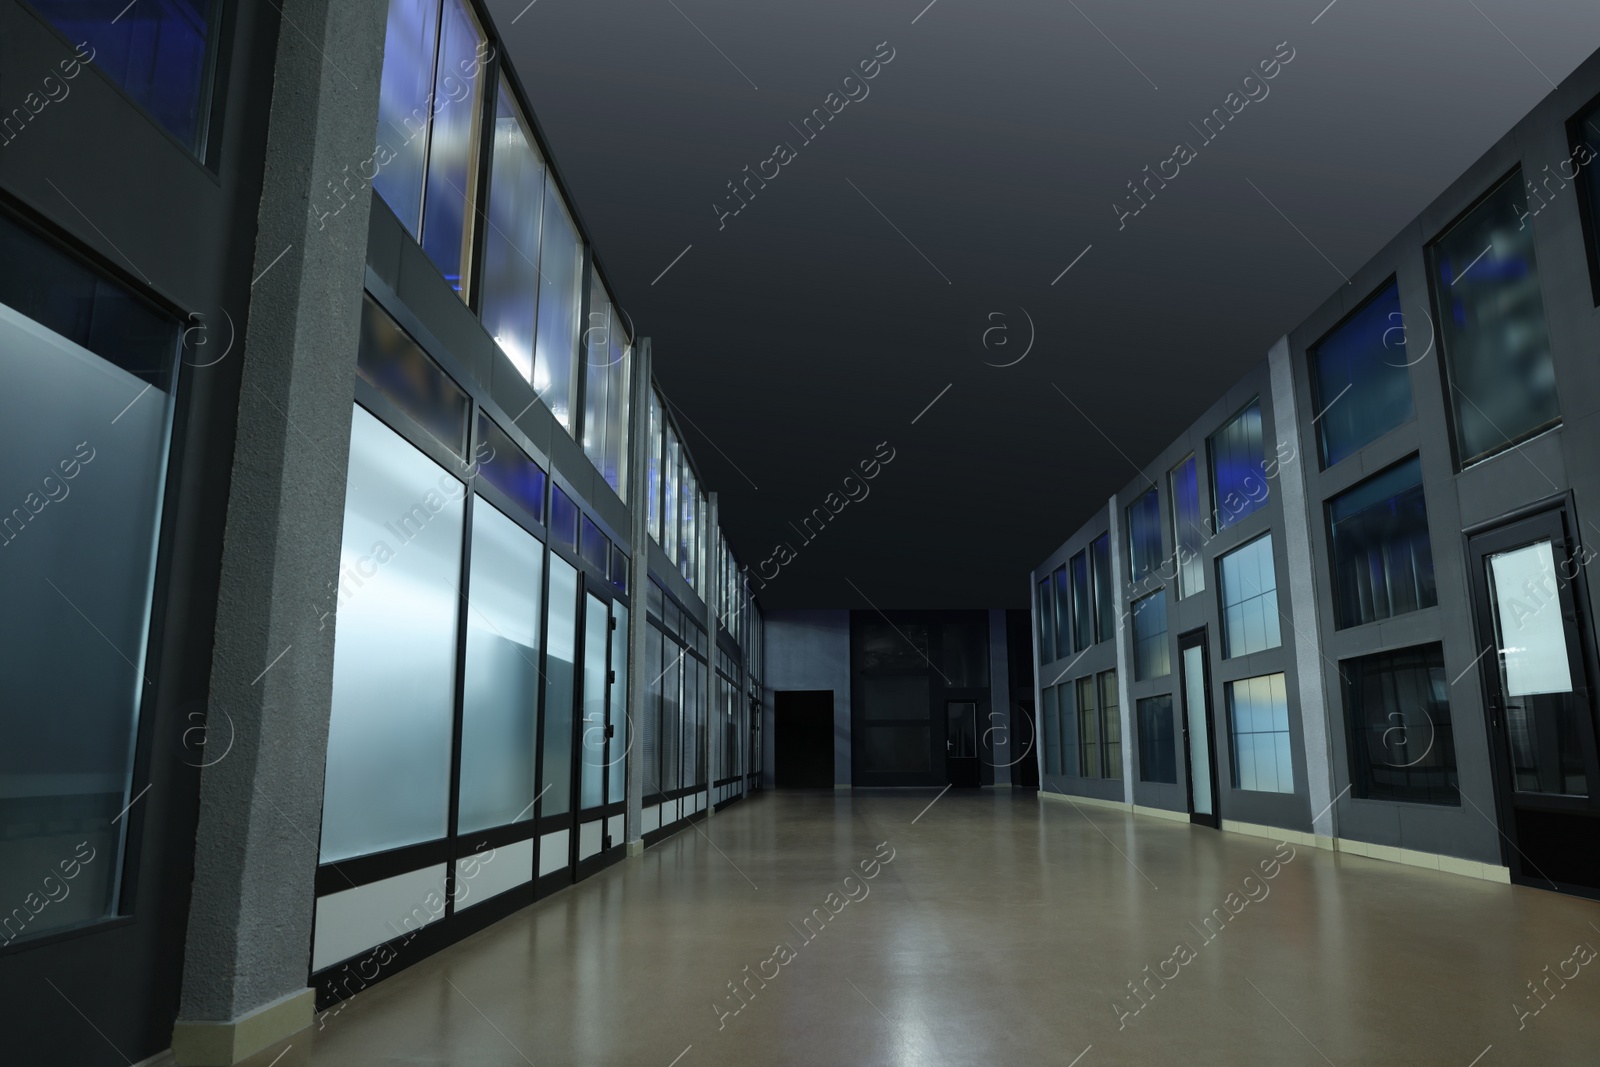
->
[1012,699,1040,788]
[1179,628,1220,828]
[946,700,980,787]
[774,690,834,788]
[1468,505,1600,893]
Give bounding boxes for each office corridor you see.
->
[237,793,1600,1066]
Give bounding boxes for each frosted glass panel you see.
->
[580,594,609,810]
[1219,535,1281,658]
[610,603,630,805]
[322,407,463,861]
[1227,673,1293,794]
[533,191,583,432]
[481,76,545,381]
[0,301,173,941]
[542,556,578,815]
[1183,645,1212,815]
[458,500,542,833]
[1489,541,1573,697]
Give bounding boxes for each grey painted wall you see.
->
[763,610,851,786]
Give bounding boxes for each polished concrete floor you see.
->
[242,791,1600,1066]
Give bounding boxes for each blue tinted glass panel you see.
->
[31,0,218,152]
[1310,281,1414,467]
[481,77,545,381]
[1328,456,1436,629]
[1071,552,1091,653]
[580,515,608,573]
[419,0,487,299]
[1209,400,1266,530]
[550,483,578,551]
[475,413,545,525]
[1127,489,1161,584]
[610,545,628,594]
[1170,455,1205,598]
[1428,172,1558,465]
[1052,565,1070,661]
[372,0,440,233]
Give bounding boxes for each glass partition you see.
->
[533,189,583,431]
[481,77,546,381]
[458,500,542,833]
[541,556,579,816]
[1209,399,1266,530]
[322,407,464,861]
[1428,171,1558,466]
[1170,454,1206,598]
[418,0,487,300]
[1310,281,1414,467]
[580,593,609,810]
[583,279,631,499]
[1127,490,1162,585]
[610,603,630,804]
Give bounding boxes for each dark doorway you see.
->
[946,700,980,787]
[1012,698,1040,788]
[1467,503,1600,895]
[774,690,835,788]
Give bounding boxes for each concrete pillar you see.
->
[987,608,1012,785]
[172,1,389,1063]
[1109,496,1136,795]
[626,341,653,853]
[1268,335,1337,838]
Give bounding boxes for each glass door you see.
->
[535,555,579,892]
[1467,506,1600,892]
[945,700,980,787]
[1179,629,1220,828]
[575,590,627,878]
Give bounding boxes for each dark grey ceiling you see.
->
[488,0,1600,609]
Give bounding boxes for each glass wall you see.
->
[533,191,583,431]
[647,393,663,543]
[1227,673,1293,794]
[1309,281,1414,467]
[322,408,464,861]
[1218,534,1281,658]
[480,77,546,381]
[0,217,180,942]
[1037,576,1056,660]
[1126,490,1162,584]
[372,0,488,299]
[458,500,543,833]
[541,556,579,816]
[1052,565,1071,660]
[583,279,631,499]
[1342,644,1458,805]
[1428,172,1558,466]
[1209,399,1266,530]
[1076,677,1098,778]
[1327,456,1437,629]
[30,0,221,153]
[1170,454,1206,598]
[1099,670,1121,780]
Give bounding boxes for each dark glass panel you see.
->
[1209,399,1266,530]
[474,412,545,524]
[1328,456,1437,629]
[1126,490,1162,585]
[357,297,469,458]
[1428,172,1558,465]
[1310,281,1414,467]
[579,515,608,574]
[1071,552,1092,653]
[1170,454,1206,597]
[1132,592,1170,680]
[1342,644,1458,805]
[549,483,578,551]
[1138,695,1177,784]
[31,0,219,152]
[1091,533,1114,643]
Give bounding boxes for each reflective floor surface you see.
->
[241,791,1600,1066]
